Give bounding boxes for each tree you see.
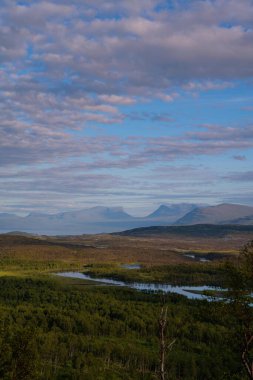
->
[158,306,176,380]
[226,241,253,380]
[10,328,39,380]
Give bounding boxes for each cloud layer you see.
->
[1,0,253,213]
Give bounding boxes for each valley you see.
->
[0,225,252,379]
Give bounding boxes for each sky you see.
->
[1,0,253,216]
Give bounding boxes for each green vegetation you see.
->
[116,224,253,238]
[0,233,252,379]
[0,275,247,379]
[85,262,226,286]
[224,241,253,379]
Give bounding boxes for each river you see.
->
[55,271,222,300]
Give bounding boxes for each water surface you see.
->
[120,263,142,270]
[56,271,221,300]
[184,254,211,262]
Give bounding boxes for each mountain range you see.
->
[175,203,253,225]
[0,203,253,235]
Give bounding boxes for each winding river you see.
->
[55,271,221,300]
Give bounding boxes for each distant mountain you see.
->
[1,203,253,235]
[0,204,199,235]
[147,203,198,222]
[58,206,133,221]
[175,203,253,225]
[0,213,23,221]
[4,231,40,237]
[0,207,132,235]
[8,207,134,235]
[0,206,142,235]
[0,213,23,231]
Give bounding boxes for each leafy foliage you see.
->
[0,276,247,379]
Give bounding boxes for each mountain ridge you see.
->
[1,203,253,235]
[175,203,253,225]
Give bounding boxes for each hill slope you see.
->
[115,224,253,238]
[175,204,253,225]
[147,204,197,222]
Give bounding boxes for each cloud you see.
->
[233,155,246,161]
[5,2,76,27]
[224,171,253,182]
[187,124,253,143]
[1,1,253,213]
[183,81,234,92]
[2,1,253,96]
[156,92,179,102]
[98,95,135,105]
[1,0,253,138]
[126,111,173,123]
[242,106,253,111]
[1,118,253,167]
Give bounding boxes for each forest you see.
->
[0,233,252,379]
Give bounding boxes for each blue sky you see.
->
[1,0,253,216]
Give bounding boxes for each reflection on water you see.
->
[184,254,211,262]
[55,271,221,300]
[120,264,141,270]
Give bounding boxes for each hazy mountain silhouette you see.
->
[175,203,253,225]
[1,203,253,235]
[147,204,198,221]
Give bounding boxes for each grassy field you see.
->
[0,230,244,271]
[0,231,244,286]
